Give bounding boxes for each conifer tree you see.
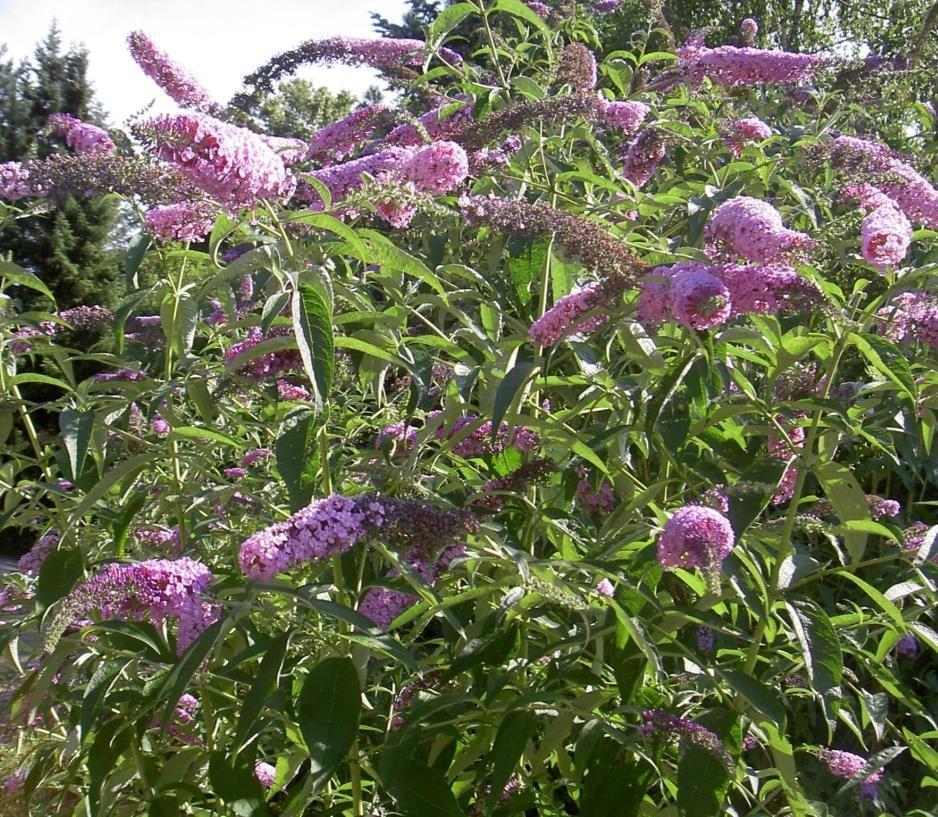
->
[0,24,119,310]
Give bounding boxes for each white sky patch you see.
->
[0,0,408,124]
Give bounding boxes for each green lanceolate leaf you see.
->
[275,410,319,511]
[291,275,334,411]
[785,600,843,696]
[60,407,95,481]
[37,548,83,612]
[486,709,538,810]
[234,632,290,753]
[297,656,361,790]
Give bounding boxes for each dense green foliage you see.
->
[1,3,937,817]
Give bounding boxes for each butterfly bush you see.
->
[719,115,772,156]
[47,113,115,156]
[677,30,827,87]
[46,558,218,653]
[142,112,295,206]
[128,31,216,110]
[705,197,815,263]
[1,7,935,817]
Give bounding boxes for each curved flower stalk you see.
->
[453,93,600,151]
[17,532,59,574]
[639,709,734,769]
[233,37,462,110]
[3,153,198,205]
[462,195,643,281]
[429,412,540,457]
[380,100,475,149]
[830,135,938,229]
[358,543,464,630]
[224,326,303,381]
[45,558,218,654]
[529,281,616,346]
[128,31,216,111]
[471,458,556,513]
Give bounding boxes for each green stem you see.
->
[741,324,851,677]
[479,3,509,88]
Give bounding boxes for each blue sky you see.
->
[0,0,408,123]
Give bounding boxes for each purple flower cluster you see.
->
[17,532,59,574]
[49,557,218,653]
[254,761,277,788]
[657,505,735,577]
[134,525,181,550]
[740,18,759,45]
[576,471,616,515]
[47,113,115,156]
[128,31,215,110]
[243,448,272,467]
[145,201,216,243]
[307,104,387,164]
[596,99,650,134]
[0,161,34,200]
[639,709,733,769]
[472,458,555,512]
[526,2,552,18]
[358,544,464,629]
[621,129,667,188]
[831,135,938,229]
[637,261,818,330]
[299,140,468,226]
[277,379,310,401]
[238,494,386,580]
[529,282,611,346]
[592,0,621,12]
[390,670,446,729]
[819,749,884,799]
[768,419,805,506]
[595,578,615,597]
[554,44,597,91]
[705,197,815,263]
[379,101,474,149]
[430,412,539,457]
[719,116,772,156]
[697,625,715,652]
[677,31,826,87]
[896,632,917,656]
[842,183,911,270]
[876,291,938,348]
[375,422,419,456]
[143,112,294,207]
[225,326,302,380]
